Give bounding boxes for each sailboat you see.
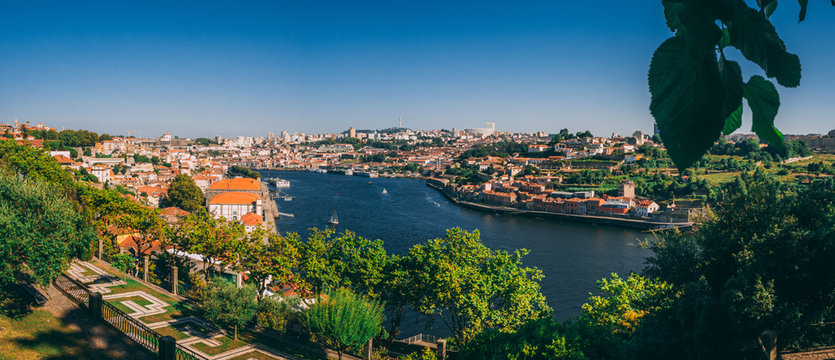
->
[328,193,339,225]
[382,188,388,194]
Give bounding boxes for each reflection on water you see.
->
[263,170,651,327]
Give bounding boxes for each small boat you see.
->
[328,210,339,225]
[368,181,373,185]
[434,202,440,207]
[382,188,388,194]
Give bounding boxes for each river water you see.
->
[259,170,651,331]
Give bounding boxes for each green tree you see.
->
[304,288,383,360]
[0,140,75,192]
[201,278,258,341]
[648,0,832,170]
[405,228,550,343]
[111,253,135,284]
[166,174,204,211]
[227,165,261,179]
[256,294,301,333]
[0,173,94,287]
[459,317,586,360]
[634,174,835,358]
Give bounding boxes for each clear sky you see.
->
[1,1,833,138]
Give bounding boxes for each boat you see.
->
[354,171,378,178]
[382,188,388,194]
[328,210,339,225]
[273,178,290,188]
[368,181,373,185]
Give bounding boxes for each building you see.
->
[208,192,263,220]
[88,164,112,183]
[348,126,356,138]
[633,200,659,217]
[618,180,636,199]
[240,212,263,233]
[204,177,264,204]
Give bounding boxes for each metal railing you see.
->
[401,333,441,344]
[100,300,161,353]
[53,274,90,307]
[175,344,205,360]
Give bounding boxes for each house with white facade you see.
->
[208,192,263,221]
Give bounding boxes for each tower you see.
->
[618,181,636,199]
[348,126,356,138]
[399,116,403,129]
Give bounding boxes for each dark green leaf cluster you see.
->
[165,174,204,212]
[227,165,261,179]
[648,0,828,170]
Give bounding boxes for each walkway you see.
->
[67,260,299,360]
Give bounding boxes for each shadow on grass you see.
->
[0,284,36,319]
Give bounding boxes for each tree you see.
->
[0,173,94,287]
[227,165,261,179]
[201,278,258,341]
[111,253,135,284]
[0,140,75,192]
[166,174,204,211]
[634,174,835,358]
[459,317,586,360]
[115,206,165,257]
[405,228,550,344]
[304,288,383,360]
[241,231,301,298]
[256,294,301,333]
[184,211,246,278]
[648,0,832,170]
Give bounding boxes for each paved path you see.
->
[68,260,299,360]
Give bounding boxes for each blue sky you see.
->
[1,1,833,138]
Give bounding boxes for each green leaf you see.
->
[662,0,687,34]
[719,59,744,119]
[728,5,802,88]
[722,105,744,135]
[798,0,808,21]
[765,1,778,18]
[719,28,731,48]
[743,75,784,151]
[649,36,726,171]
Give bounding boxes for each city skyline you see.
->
[2,1,834,138]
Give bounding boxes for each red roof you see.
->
[240,212,262,226]
[209,192,261,205]
[53,154,74,164]
[208,178,261,191]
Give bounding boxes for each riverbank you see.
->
[425,181,692,230]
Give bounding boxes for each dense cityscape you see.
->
[3,1,835,360]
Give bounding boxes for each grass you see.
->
[107,295,153,314]
[698,171,742,185]
[0,309,111,360]
[191,335,249,355]
[154,326,190,341]
[228,351,279,360]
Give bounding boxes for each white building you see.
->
[208,192,263,221]
[88,164,112,183]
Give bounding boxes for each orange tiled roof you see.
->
[240,212,262,226]
[208,178,261,191]
[209,192,261,205]
[160,207,190,217]
[53,154,74,164]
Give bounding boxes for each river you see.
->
[259,170,651,333]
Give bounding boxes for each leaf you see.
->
[798,0,808,21]
[663,0,687,34]
[719,59,744,119]
[728,5,802,88]
[649,36,726,171]
[743,76,784,151]
[722,105,744,135]
[765,1,778,18]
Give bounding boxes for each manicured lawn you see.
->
[154,325,190,341]
[108,295,153,314]
[0,310,111,360]
[191,335,249,355]
[228,351,278,360]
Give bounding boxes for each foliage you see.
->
[0,173,94,287]
[193,137,216,146]
[635,174,835,358]
[241,231,301,297]
[181,210,246,277]
[400,347,438,360]
[201,278,258,341]
[304,288,383,360]
[647,0,830,170]
[405,228,550,344]
[256,295,301,333]
[459,317,586,360]
[0,140,75,192]
[111,253,134,283]
[227,165,261,179]
[166,174,204,211]
[459,141,528,159]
